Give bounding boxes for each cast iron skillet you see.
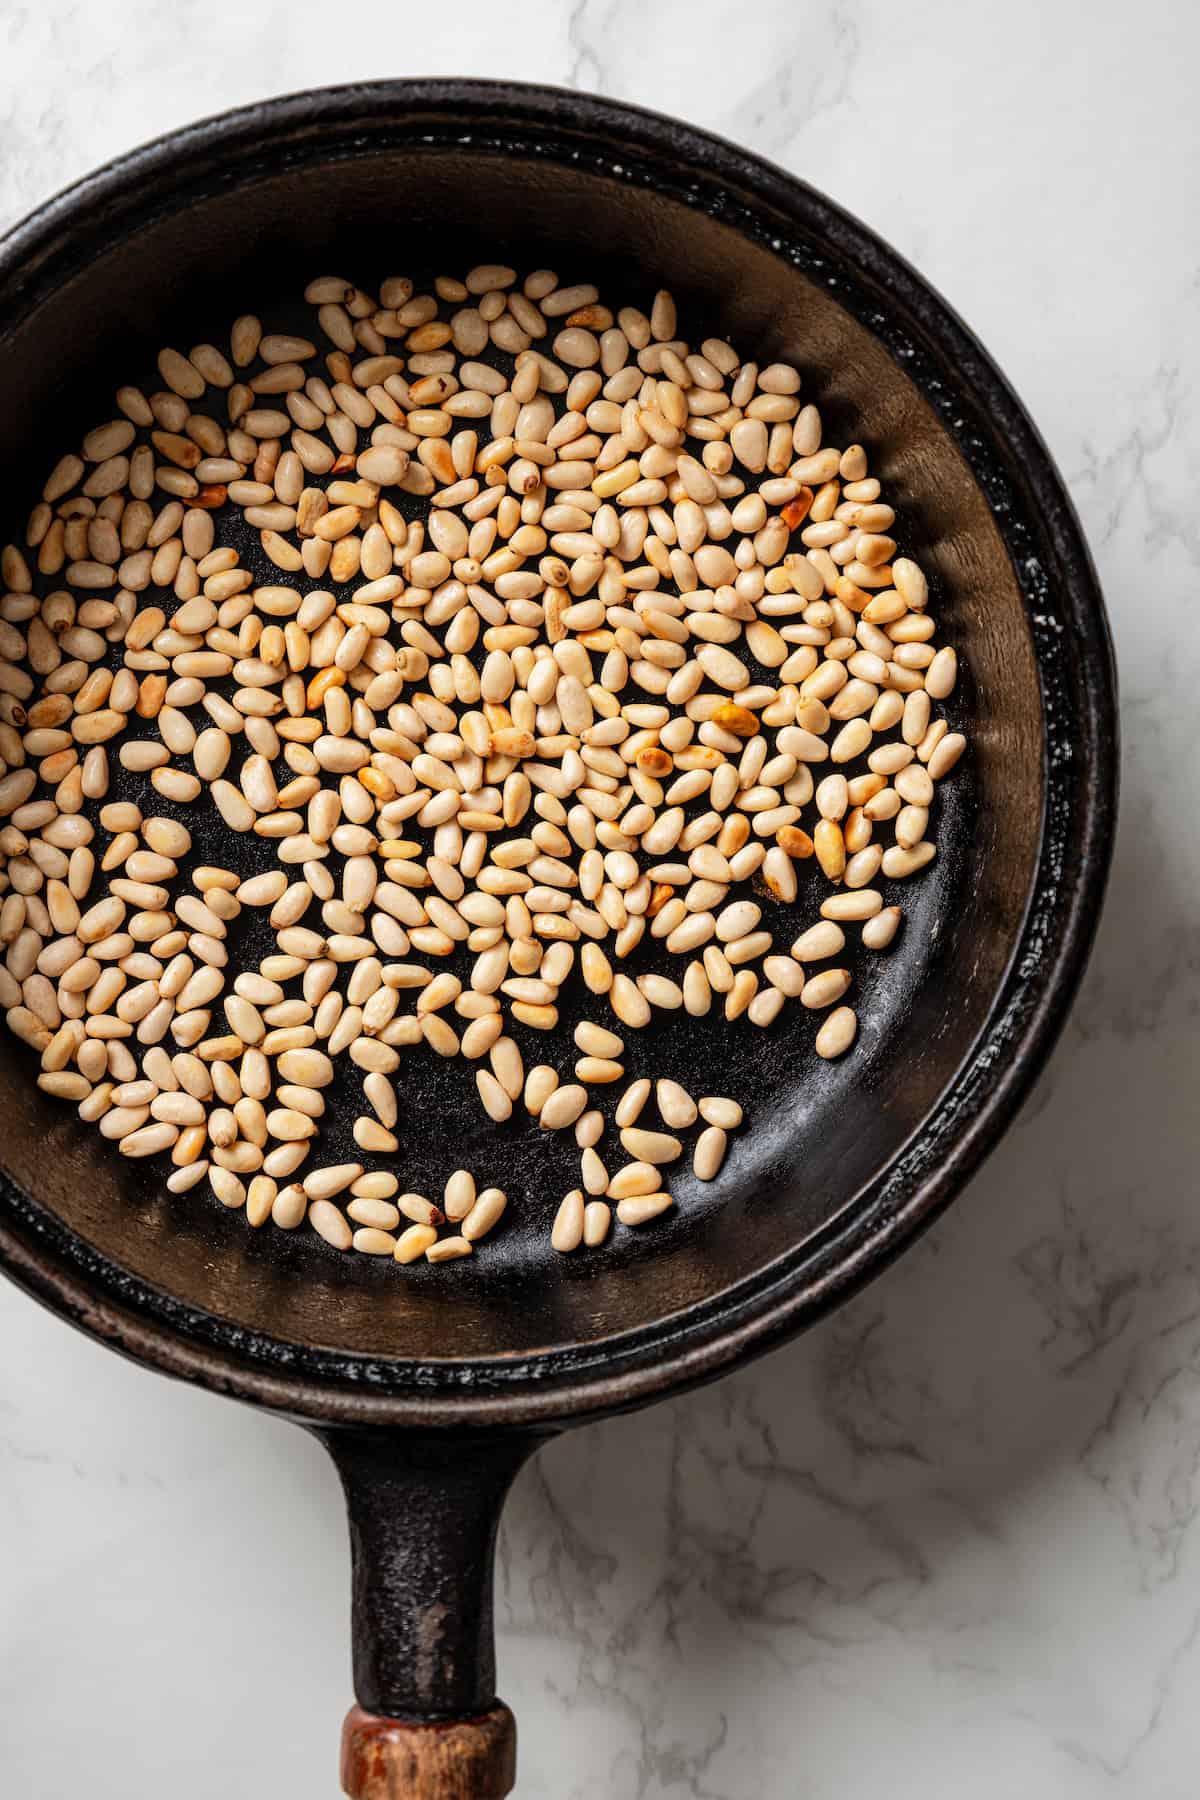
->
[0,80,1116,1796]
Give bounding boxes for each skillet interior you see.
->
[0,86,1097,1403]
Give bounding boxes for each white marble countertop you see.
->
[0,3,1190,1794]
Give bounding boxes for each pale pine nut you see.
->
[443,1169,476,1221]
[618,1127,682,1165]
[583,1201,612,1246]
[815,1006,858,1058]
[693,1126,728,1181]
[462,1188,507,1241]
[697,1096,743,1129]
[862,906,903,950]
[552,1189,586,1252]
[656,1079,697,1129]
[539,1084,588,1131]
[581,1147,609,1195]
[308,1200,352,1249]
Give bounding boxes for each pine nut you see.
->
[815,1006,858,1058]
[574,1019,623,1058]
[615,1078,651,1128]
[539,1084,588,1131]
[308,1200,352,1249]
[697,1096,743,1129]
[801,968,852,1009]
[552,1188,586,1252]
[583,1200,611,1246]
[462,1188,507,1241]
[443,1169,476,1221]
[395,1224,437,1263]
[862,906,903,950]
[655,1079,697,1129]
[693,1126,728,1181]
[426,1236,472,1263]
[608,1162,659,1199]
[618,1127,682,1165]
[616,1192,673,1226]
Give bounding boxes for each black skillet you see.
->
[0,80,1117,1797]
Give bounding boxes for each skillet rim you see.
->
[0,77,1118,1431]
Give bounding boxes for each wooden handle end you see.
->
[341,1701,517,1799]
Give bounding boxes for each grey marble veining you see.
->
[1,2,1194,1793]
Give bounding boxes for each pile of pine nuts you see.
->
[0,264,965,1266]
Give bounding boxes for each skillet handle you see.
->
[317,1426,544,1799]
